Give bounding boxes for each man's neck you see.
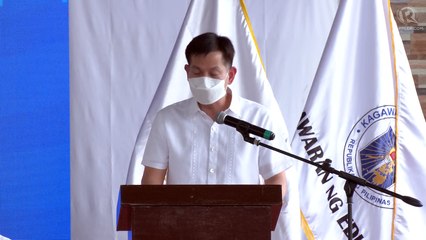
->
[198,91,232,121]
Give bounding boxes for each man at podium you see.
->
[141,32,292,199]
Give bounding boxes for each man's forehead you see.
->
[189,65,224,70]
[190,51,222,60]
[189,53,228,69]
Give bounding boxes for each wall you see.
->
[392,0,426,118]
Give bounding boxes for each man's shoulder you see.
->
[235,96,285,128]
[237,96,270,114]
[157,97,195,117]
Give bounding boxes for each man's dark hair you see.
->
[185,32,235,67]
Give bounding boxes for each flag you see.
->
[292,0,426,239]
[125,0,301,239]
[0,235,11,240]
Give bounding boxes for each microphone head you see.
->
[215,111,227,124]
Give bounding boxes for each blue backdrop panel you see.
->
[0,1,69,239]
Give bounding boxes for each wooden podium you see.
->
[117,185,282,240]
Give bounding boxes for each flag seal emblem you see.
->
[343,105,396,209]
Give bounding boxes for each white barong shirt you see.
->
[142,92,292,184]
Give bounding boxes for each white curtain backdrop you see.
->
[70,1,338,239]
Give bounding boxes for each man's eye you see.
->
[214,74,225,79]
[210,73,222,78]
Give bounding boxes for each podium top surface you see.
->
[119,184,282,206]
[117,184,283,231]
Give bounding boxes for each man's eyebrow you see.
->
[210,66,222,71]
[189,66,201,70]
[189,65,224,72]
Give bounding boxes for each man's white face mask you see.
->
[188,76,227,105]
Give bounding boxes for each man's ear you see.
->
[184,64,190,77]
[227,66,237,84]
[183,64,189,78]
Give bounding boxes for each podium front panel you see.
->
[117,185,282,240]
[132,205,271,240]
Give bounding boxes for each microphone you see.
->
[215,111,275,140]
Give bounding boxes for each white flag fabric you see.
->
[292,0,426,239]
[126,0,283,184]
[0,235,11,240]
[125,0,301,239]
